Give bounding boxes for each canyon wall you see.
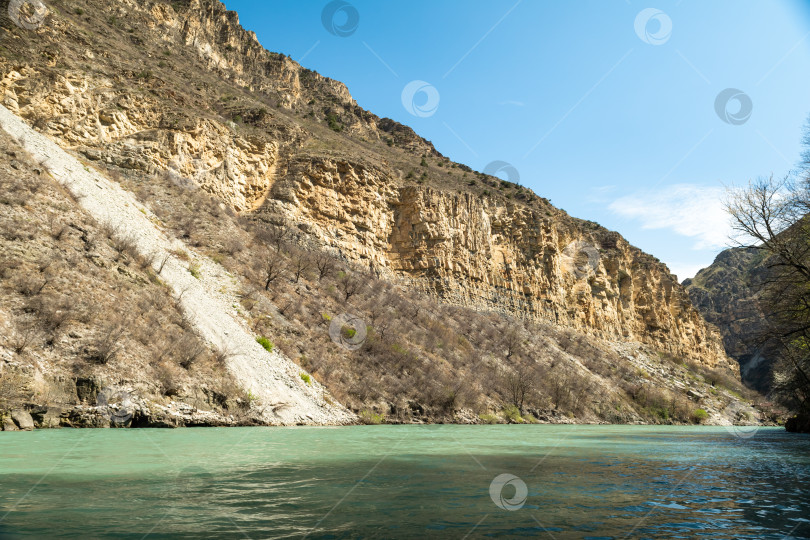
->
[0,0,732,369]
[262,156,730,367]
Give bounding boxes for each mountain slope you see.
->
[0,103,352,426]
[0,0,762,427]
[0,0,730,368]
[683,248,774,391]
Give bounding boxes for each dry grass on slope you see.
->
[94,158,756,425]
[0,131,249,420]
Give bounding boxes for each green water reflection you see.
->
[0,425,807,538]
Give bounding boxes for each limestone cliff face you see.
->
[0,0,732,370]
[263,156,730,368]
[144,0,348,108]
[0,67,282,211]
[142,0,439,154]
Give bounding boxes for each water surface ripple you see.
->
[0,426,808,538]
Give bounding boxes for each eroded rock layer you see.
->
[0,0,732,370]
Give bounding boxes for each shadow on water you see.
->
[0,426,808,539]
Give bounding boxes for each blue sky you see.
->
[223,0,810,280]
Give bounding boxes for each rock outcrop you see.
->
[10,409,34,430]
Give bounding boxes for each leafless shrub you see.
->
[138,288,170,316]
[0,366,26,410]
[15,274,49,296]
[34,255,54,274]
[47,213,68,241]
[257,224,291,253]
[156,253,170,274]
[501,364,539,411]
[277,295,300,317]
[171,248,191,262]
[260,254,286,290]
[177,308,196,331]
[110,231,138,261]
[178,213,199,241]
[0,216,35,241]
[89,323,126,365]
[502,329,522,360]
[338,272,361,302]
[156,362,181,397]
[8,321,39,355]
[177,333,206,369]
[290,248,312,283]
[239,285,258,311]
[137,250,157,271]
[313,251,336,281]
[0,256,21,279]
[213,342,235,366]
[40,296,75,336]
[222,237,244,256]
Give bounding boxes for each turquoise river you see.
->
[0,425,808,538]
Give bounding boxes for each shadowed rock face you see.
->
[0,0,732,370]
[683,248,774,390]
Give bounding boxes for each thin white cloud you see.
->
[587,185,617,203]
[608,184,731,250]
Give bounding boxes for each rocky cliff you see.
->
[0,0,735,372]
[262,156,730,368]
[684,247,777,390]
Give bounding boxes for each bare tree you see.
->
[726,173,810,424]
[501,364,537,411]
[290,248,313,283]
[502,329,521,360]
[374,316,392,343]
[261,254,286,291]
[258,224,291,253]
[313,251,336,281]
[338,272,361,302]
[548,364,572,411]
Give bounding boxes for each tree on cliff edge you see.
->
[726,123,810,430]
